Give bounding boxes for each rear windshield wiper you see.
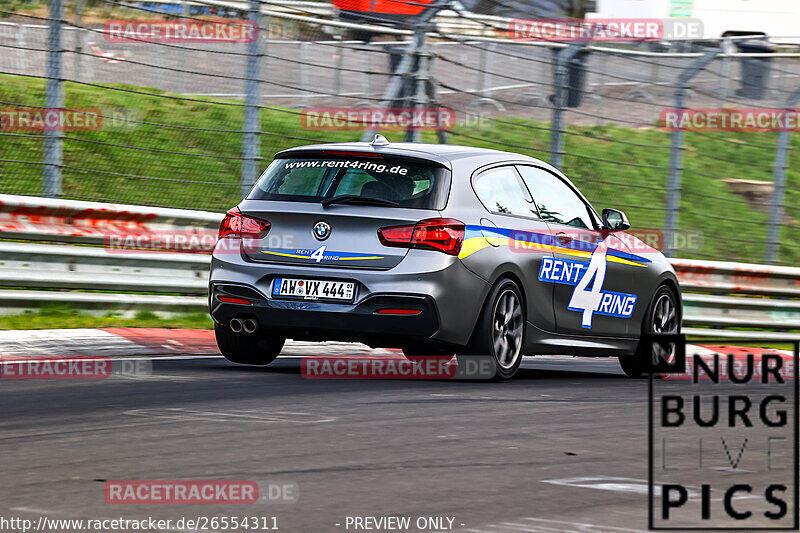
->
[321,195,399,208]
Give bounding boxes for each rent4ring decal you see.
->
[261,246,384,263]
[538,242,637,328]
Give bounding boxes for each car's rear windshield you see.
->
[248,155,451,210]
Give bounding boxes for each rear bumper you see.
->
[209,249,490,346]
[210,287,440,346]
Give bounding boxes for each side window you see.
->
[274,167,324,196]
[516,166,594,229]
[473,166,538,218]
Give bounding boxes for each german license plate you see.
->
[272,277,355,302]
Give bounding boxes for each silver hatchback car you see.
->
[209,136,681,379]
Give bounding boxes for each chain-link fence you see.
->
[1,0,799,266]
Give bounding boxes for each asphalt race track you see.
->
[3,351,795,532]
[0,354,664,532]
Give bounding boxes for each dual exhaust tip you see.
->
[230,317,258,334]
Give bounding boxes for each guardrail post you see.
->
[664,49,719,258]
[549,44,584,169]
[241,0,263,198]
[43,0,64,198]
[765,86,800,264]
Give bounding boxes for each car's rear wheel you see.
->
[215,323,285,365]
[619,285,680,378]
[459,279,525,380]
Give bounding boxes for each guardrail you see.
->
[118,0,508,37]
[0,195,214,316]
[673,259,800,340]
[1,194,798,340]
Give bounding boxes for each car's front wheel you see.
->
[619,284,680,378]
[459,279,526,380]
[215,323,285,365]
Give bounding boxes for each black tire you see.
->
[215,323,285,366]
[619,284,680,378]
[402,343,454,362]
[458,278,526,380]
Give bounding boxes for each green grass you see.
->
[1,73,798,268]
[0,305,213,330]
[442,120,800,266]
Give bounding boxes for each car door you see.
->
[460,164,557,333]
[516,165,639,337]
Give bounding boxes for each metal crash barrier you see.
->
[1,194,798,339]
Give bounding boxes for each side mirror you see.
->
[602,208,630,231]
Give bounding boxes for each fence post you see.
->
[177,0,190,94]
[360,45,371,105]
[475,42,488,97]
[299,41,309,108]
[72,0,84,81]
[549,44,584,169]
[663,49,718,258]
[43,0,64,198]
[333,42,344,107]
[241,0,262,198]
[16,23,27,72]
[404,28,429,143]
[765,86,800,264]
[431,46,448,145]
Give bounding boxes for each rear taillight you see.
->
[218,207,270,239]
[218,296,252,305]
[378,218,464,256]
[376,308,422,315]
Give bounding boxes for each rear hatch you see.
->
[239,152,451,270]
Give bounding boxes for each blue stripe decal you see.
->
[464,224,652,265]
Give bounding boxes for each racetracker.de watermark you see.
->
[301,356,496,380]
[661,108,800,132]
[103,480,298,504]
[300,107,456,131]
[1,108,102,131]
[507,228,703,254]
[0,356,151,379]
[104,231,294,254]
[509,18,703,42]
[1,107,144,132]
[104,19,257,43]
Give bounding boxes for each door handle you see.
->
[556,232,573,244]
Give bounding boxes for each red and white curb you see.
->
[0,328,400,358]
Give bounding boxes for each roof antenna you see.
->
[370,134,390,147]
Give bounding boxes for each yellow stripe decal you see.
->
[459,236,648,267]
[261,251,310,259]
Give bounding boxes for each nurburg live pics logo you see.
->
[647,335,799,530]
